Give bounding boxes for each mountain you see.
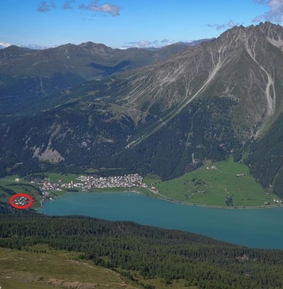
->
[104,22,283,140]
[1,22,283,197]
[0,41,192,115]
[0,45,35,63]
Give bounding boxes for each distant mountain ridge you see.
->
[1,22,283,198]
[0,40,194,115]
[143,38,213,51]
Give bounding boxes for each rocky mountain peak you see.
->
[217,21,283,47]
[107,22,283,142]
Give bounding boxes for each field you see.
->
[147,158,279,207]
[46,173,81,183]
[0,246,197,289]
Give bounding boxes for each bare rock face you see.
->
[109,22,283,140]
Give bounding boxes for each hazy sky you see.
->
[0,0,282,49]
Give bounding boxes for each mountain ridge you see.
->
[0,40,198,115]
[1,22,283,198]
[108,21,283,140]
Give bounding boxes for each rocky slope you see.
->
[103,22,283,141]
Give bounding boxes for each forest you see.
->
[1,206,283,289]
[245,111,283,198]
[0,96,241,183]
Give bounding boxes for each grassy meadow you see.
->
[0,246,197,289]
[0,175,41,209]
[0,246,140,289]
[146,158,278,207]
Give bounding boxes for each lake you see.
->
[38,192,283,249]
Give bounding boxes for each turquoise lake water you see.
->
[38,192,283,249]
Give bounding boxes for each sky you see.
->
[0,0,283,49]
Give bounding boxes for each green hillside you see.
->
[1,213,283,288]
[0,246,199,289]
[0,247,142,289]
[245,111,283,199]
[152,158,279,207]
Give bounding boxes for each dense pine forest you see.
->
[1,206,283,289]
[245,111,283,198]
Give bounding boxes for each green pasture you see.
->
[0,181,42,209]
[154,158,277,207]
[0,247,197,289]
[0,247,141,289]
[43,173,80,183]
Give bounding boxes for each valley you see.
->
[2,2,283,288]
[0,158,280,209]
[1,23,283,202]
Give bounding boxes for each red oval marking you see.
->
[9,193,33,209]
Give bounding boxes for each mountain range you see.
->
[1,22,283,197]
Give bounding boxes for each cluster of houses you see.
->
[13,196,29,206]
[236,173,246,177]
[40,181,64,196]
[78,174,147,190]
[263,199,283,205]
[39,174,147,196]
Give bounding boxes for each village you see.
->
[39,173,149,198]
[10,173,159,208]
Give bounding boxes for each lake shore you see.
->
[37,190,283,250]
[155,196,283,210]
[37,187,283,211]
[141,190,283,210]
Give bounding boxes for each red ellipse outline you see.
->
[9,193,33,209]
